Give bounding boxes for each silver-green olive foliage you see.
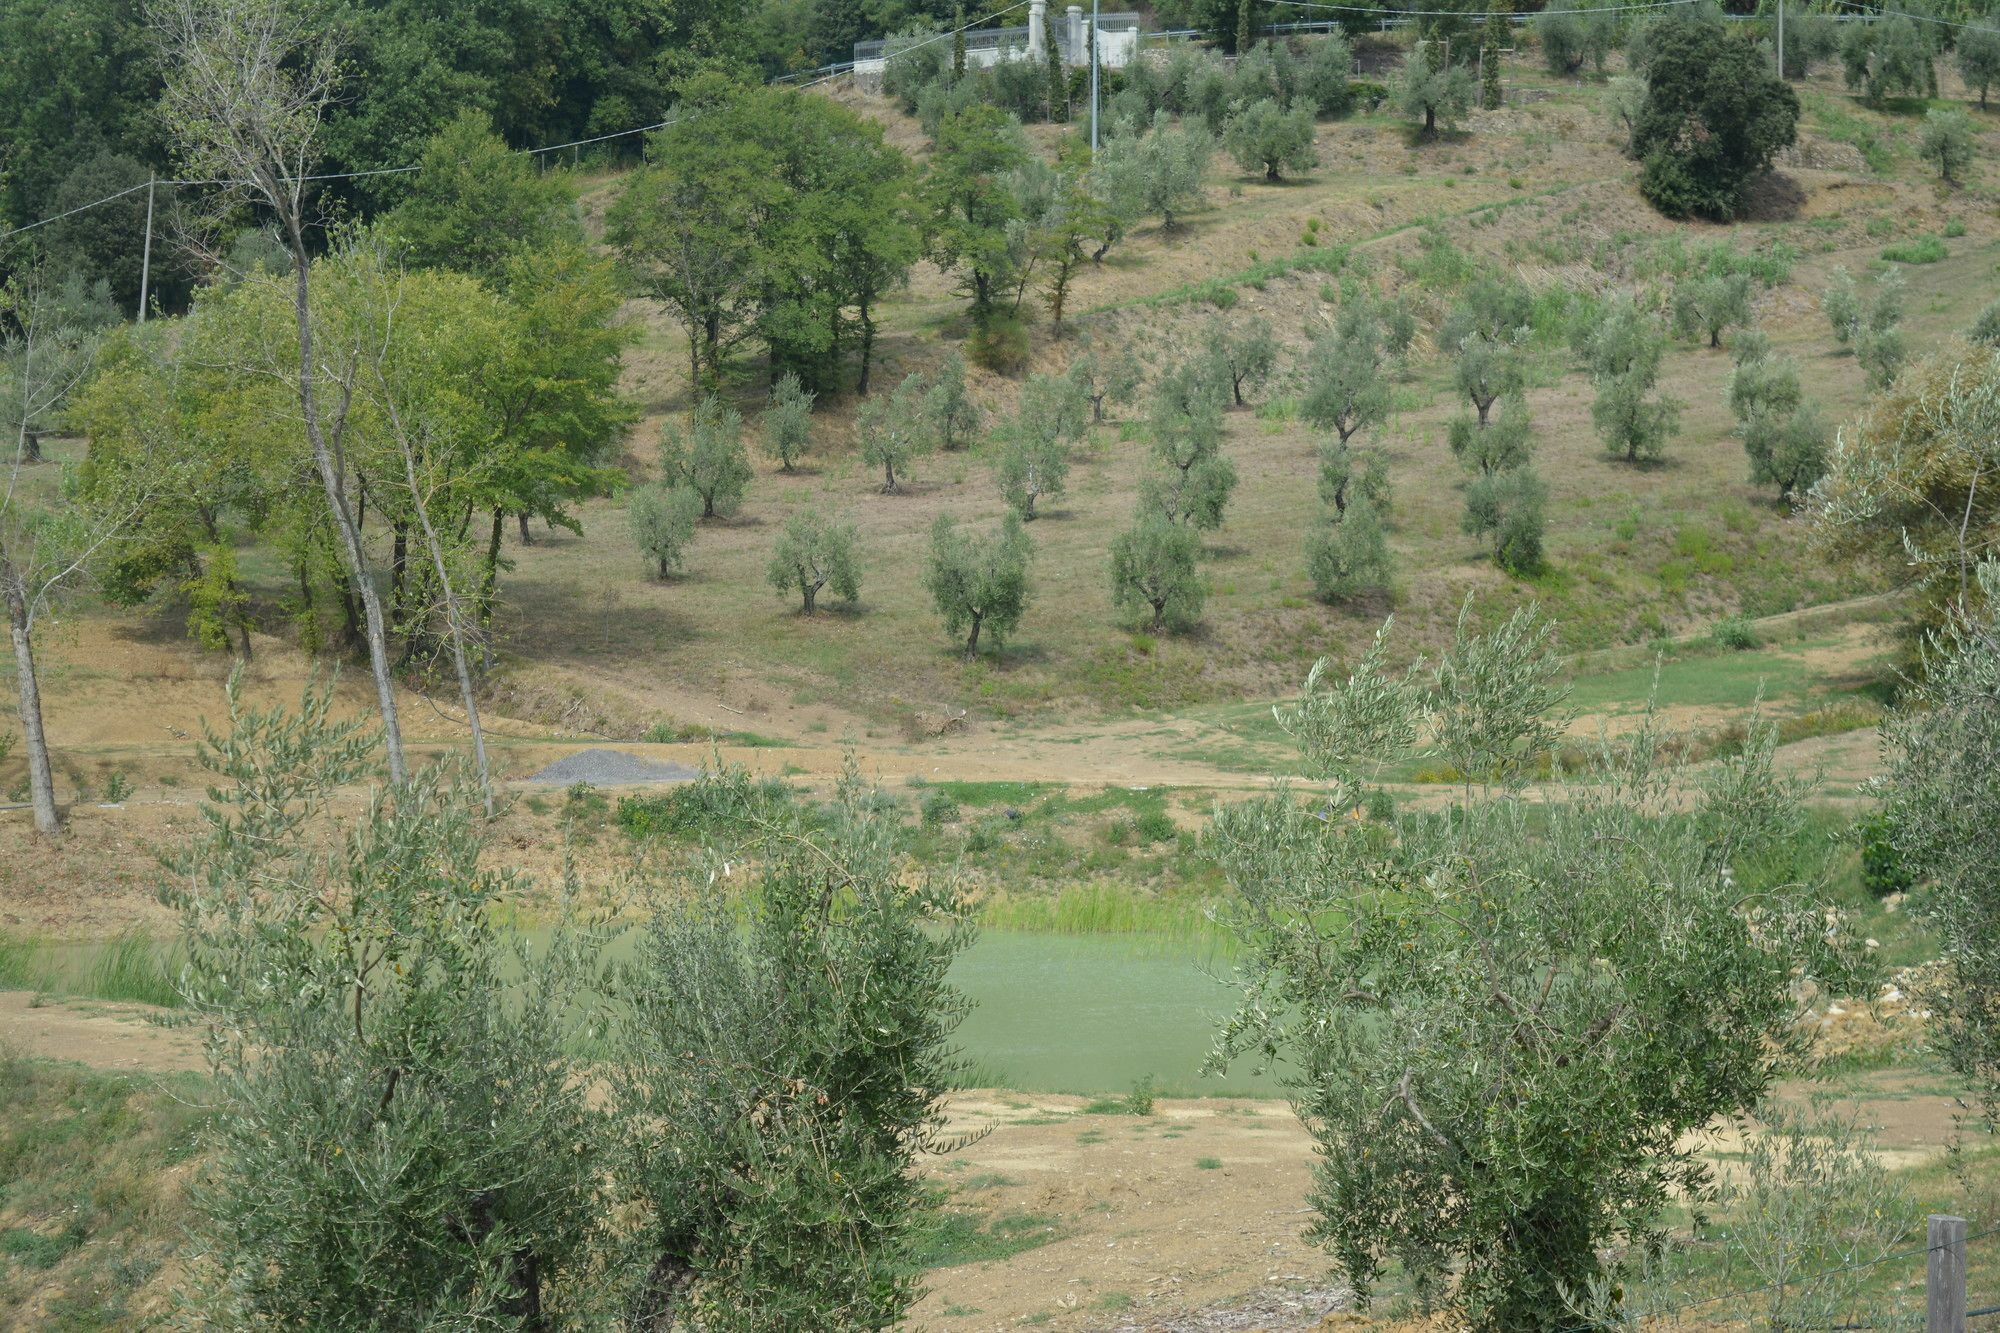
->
[1207,608,1872,1332]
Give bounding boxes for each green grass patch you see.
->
[1881,235,1949,264]
[0,932,182,1009]
[911,1206,1068,1269]
[0,1055,213,1329]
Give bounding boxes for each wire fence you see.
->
[1533,1216,2000,1331]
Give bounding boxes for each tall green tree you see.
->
[1636,11,1797,219]
[922,104,1029,317]
[382,110,582,286]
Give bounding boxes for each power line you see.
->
[1279,0,1698,19]
[0,0,1035,247]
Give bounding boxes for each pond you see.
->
[949,931,1283,1098]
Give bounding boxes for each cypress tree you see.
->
[1481,7,1507,109]
[1047,29,1068,120]
[1237,0,1257,54]
[953,3,967,80]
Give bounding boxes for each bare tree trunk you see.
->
[285,217,408,784]
[517,512,532,545]
[5,570,58,835]
[383,383,493,814]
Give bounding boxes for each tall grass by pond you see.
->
[0,931,181,1008]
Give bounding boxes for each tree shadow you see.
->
[1740,171,1808,222]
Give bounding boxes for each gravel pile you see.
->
[523,749,701,786]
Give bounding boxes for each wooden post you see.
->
[1930,1214,1968,1333]
[137,175,155,324]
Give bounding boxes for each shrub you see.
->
[921,787,961,827]
[1857,810,1912,897]
[1635,13,1798,220]
[1306,494,1393,602]
[1711,615,1760,650]
[613,764,975,1328]
[1970,298,2000,346]
[1881,235,1947,264]
[969,313,1031,374]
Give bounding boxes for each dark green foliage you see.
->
[1959,23,2000,108]
[1857,810,1912,897]
[613,761,976,1329]
[922,103,1029,316]
[1635,14,1798,220]
[609,83,917,393]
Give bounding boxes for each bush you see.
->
[1881,235,1947,264]
[1970,298,2000,346]
[1634,13,1798,220]
[1857,810,1912,896]
[921,787,961,828]
[969,313,1031,375]
[1710,615,1760,650]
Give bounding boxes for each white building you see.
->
[853,4,1142,86]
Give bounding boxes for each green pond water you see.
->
[948,932,1282,1098]
[2,930,1287,1099]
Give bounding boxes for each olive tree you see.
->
[1449,394,1535,477]
[766,505,862,615]
[661,395,753,519]
[763,372,815,472]
[925,512,1034,657]
[1099,111,1214,231]
[926,351,982,451]
[1882,562,2000,1118]
[1813,342,2000,646]
[1209,608,1868,1332]
[994,370,1089,519]
[1300,303,1391,447]
[1729,339,1827,502]
[630,483,702,578]
[1068,345,1142,423]
[612,762,974,1328]
[1842,15,1932,107]
[1396,49,1475,137]
[1110,514,1206,631]
[1671,272,1753,349]
[1584,298,1680,464]
[165,683,611,1326]
[1140,362,1237,530]
[1319,437,1394,518]
[1823,266,1861,347]
[1921,107,1975,185]
[1224,98,1320,181]
[1306,494,1392,603]
[1205,317,1281,407]
[1462,466,1548,574]
[859,372,937,493]
[1959,23,2000,108]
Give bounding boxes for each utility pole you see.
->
[1090,0,1100,156]
[1777,0,1785,78]
[137,175,155,325]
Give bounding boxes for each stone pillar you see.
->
[1027,0,1047,55]
[1067,5,1084,62]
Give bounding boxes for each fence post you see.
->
[1930,1213,1968,1333]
